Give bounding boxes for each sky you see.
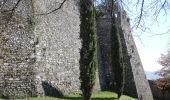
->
[129,1,170,72]
[133,23,170,72]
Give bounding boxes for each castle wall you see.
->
[97,18,113,90]
[118,17,138,97]
[0,0,101,97]
[0,0,36,97]
[97,14,154,99]
[97,18,138,95]
[119,14,154,100]
[32,0,82,96]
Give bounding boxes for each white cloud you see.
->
[139,50,163,72]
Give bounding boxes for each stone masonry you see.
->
[119,13,154,100]
[0,0,83,97]
[32,0,82,96]
[97,17,138,97]
[0,0,36,97]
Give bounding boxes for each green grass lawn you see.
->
[16,91,136,100]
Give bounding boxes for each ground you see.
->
[14,91,136,100]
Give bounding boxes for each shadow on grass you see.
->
[62,97,118,100]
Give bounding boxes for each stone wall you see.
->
[120,27,138,97]
[0,0,36,98]
[32,0,81,96]
[119,13,153,100]
[0,0,83,97]
[97,17,137,96]
[97,13,154,100]
[97,18,113,91]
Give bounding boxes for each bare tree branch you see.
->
[150,28,170,37]
[1,0,22,13]
[0,0,22,26]
[35,0,67,15]
[12,0,22,11]
[136,0,144,28]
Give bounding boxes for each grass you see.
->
[15,91,137,100]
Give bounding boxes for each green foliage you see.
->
[110,13,125,99]
[79,0,97,100]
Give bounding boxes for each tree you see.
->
[79,0,97,100]
[157,51,170,77]
[95,0,125,98]
[110,10,125,99]
[154,77,170,98]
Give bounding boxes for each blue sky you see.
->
[133,22,169,72]
[129,1,170,72]
[122,0,170,72]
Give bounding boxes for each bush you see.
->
[149,77,170,100]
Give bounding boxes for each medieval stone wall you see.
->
[0,0,36,97]
[0,0,83,97]
[96,17,138,96]
[118,15,138,97]
[97,18,113,91]
[97,13,154,100]
[32,0,81,96]
[119,13,153,100]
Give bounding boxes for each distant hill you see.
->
[145,71,160,80]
